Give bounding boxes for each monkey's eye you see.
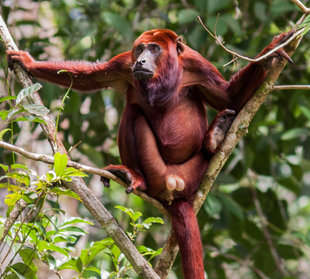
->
[134,45,144,57]
[149,44,160,54]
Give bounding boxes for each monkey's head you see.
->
[132,29,185,81]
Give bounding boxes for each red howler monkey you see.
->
[7,29,292,279]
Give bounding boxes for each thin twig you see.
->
[273,84,310,90]
[198,16,304,63]
[291,0,310,13]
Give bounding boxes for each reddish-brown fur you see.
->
[7,29,292,279]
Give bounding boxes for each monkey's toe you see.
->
[103,164,146,193]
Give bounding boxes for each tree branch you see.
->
[0,16,160,279]
[0,140,168,216]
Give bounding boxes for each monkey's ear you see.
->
[176,37,185,55]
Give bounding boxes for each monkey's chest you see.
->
[151,103,207,164]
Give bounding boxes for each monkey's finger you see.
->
[100,176,111,188]
[126,186,134,194]
[277,49,293,64]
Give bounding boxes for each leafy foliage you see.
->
[0,153,162,278]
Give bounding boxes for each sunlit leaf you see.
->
[0,164,9,172]
[281,128,309,140]
[0,128,11,140]
[54,152,68,177]
[0,110,9,120]
[16,83,42,105]
[50,187,82,202]
[5,193,22,206]
[0,96,16,103]
[23,104,49,116]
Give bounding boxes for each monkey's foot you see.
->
[166,174,185,192]
[204,109,235,153]
[101,165,146,193]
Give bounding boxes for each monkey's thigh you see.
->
[134,114,208,200]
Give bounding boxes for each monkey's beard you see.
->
[137,58,182,108]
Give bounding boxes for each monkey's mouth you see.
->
[133,68,154,80]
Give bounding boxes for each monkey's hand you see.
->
[259,31,294,68]
[7,50,35,72]
[101,165,147,193]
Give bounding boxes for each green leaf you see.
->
[207,0,230,13]
[281,128,309,140]
[0,164,9,172]
[61,217,93,227]
[0,110,9,120]
[204,193,222,218]
[138,245,153,254]
[207,16,228,36]
[11,164,29,171]
[110,244,121,262]
[218,193,244,221]
[0,128,11,140]
[300,106,310,121]
[298,14,310,34]
[102,12,133,41]
[142,217,164,229]
[83,266,101,276]
[64,167,88,177]
[178,9,198,25]
[254,2,267,22]
[58,258,82,272]
[47,243,69,257]
[277,177,300,195]
[50,187,82,202]
[137,246,162,260]
[9,267,26,279]
[143,217,164,224]
[150,248,163,260]
[0,96,17,103]
[46,255,56,270]
[13,116,46,124]
[37,240,48,252]
[16,83,42,105]
[7,107,24,120]
[6,172,30,186]
[132,211,142,222]
[115,205,135,220]
[270,0,296,15]
[59,226,86,236]
[80,238,114,266]
[9,263,37,279]
[23,104,49,116]
[19,247,38,271]
[54,152,68,177]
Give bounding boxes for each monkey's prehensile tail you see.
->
[169,199,205,279]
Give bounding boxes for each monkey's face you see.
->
[132,42,161,80]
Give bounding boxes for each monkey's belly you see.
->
[155,109,206,164]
